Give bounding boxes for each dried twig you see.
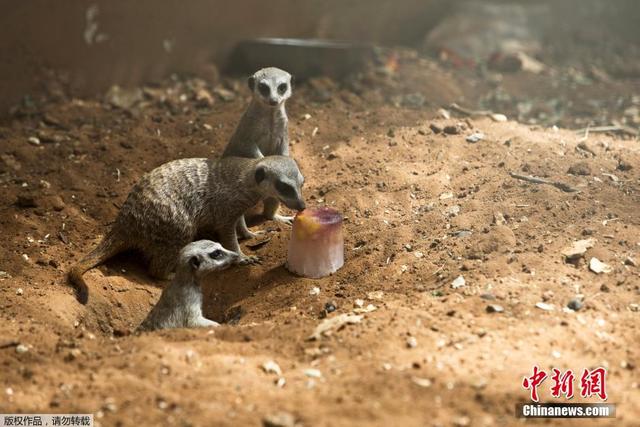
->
[575,125,638,137]
[449,103,493,117]
[0,340,19,350]
[509,172,579,193]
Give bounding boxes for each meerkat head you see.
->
[247,67,293,107]
[254,156,305,211]
[179,240,238,279]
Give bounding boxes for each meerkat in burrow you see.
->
[223,67,294,238]
[68,155,305,304]
[138,240,237,331]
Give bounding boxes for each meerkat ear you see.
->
[255,166,266,184]
[189,255,200,270]
[247,76,256,91]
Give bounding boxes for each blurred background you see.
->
[1,0,639,114]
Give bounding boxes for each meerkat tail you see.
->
[68,233,127,304]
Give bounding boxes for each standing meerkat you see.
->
[68,155,305,304]
[222,67,294,238]
[138,240,237,331]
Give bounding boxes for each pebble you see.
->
[411,377,432,388]
[625,257,637,267]
[354,299,364,308]
[15,344,28,354]
[324,301,337,313]
[443,124,461,135]
[16,288,23,296]
[27,136,41,146]
[486,304,504,313]
[304,368,322,378]
[261,360,283,376]
[451,275,466,289]
[465,132,485,143]
[567,161,592,176]
[589,257,612,274]
[406,336,418,349]
[309,287,320,296]
[535,302,555,311]
[263,412,296,427]
[567,299,583,311]
[429,123,442,134]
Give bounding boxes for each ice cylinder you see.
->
[286,207,344,278]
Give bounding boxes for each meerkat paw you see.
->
[273,214,295,226]
[237,255,261,265]
[239,229,266,240]
[197,318,220,328]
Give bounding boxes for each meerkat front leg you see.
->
[236,215,266,240]
[263,197,294,225]
[220,220,260,265]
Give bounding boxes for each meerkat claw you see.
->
[274,214,295,226]
[238,255,261,265]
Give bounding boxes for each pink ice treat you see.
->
[286,207,344,278]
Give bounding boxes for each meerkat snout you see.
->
[254,156,305,212]
[247,67,292,107]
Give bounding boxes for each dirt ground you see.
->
[0,48,639,427]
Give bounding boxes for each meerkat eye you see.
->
[209,249,223,259]
[275,180,296,198]
[277,83,288,94]
[258,82,270,97]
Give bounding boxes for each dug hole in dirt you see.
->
[1,47,639,426]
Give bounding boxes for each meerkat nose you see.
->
[269,98,278,106]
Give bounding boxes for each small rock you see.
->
[429,123,442,134]
[309,287,320,296]
[567,299,583,311]
[15,344,28,354]
[16,288,23,296]
[490,113,508,122]
[406,336,418,349]
[443,124,461,135]
[304,368,322,378]
[589,257,612,274]
[411,377,432,388]
[535,302,555,311]
[324,301,337,313]
[261,360,283,376]
[50,196,65,211]
[625,257,637,267]
[567,161,592,176]
[195,88,214,107]
[629,303,639,312]
[367,291,384,301]
[354,299,364,308]
[263,412,296,427]
[465,132,484,143]
[451,275,466,289]
[27,136,41,146]
[486,304,504,313]
[617,159,633,172]
[479,293,495,300]
[562,239,595,260]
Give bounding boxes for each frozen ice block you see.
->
[286,207,344,278]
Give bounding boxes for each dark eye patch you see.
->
[258,82,270,97]
[209,249,223,259]
[277,83,288,94]
[275,180,296,198]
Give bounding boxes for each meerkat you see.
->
[68,155,305,304]
[138,240,237,331]
[222,67,294,239]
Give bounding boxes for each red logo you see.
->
[523,366,607,402]
[522,365,548,402]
